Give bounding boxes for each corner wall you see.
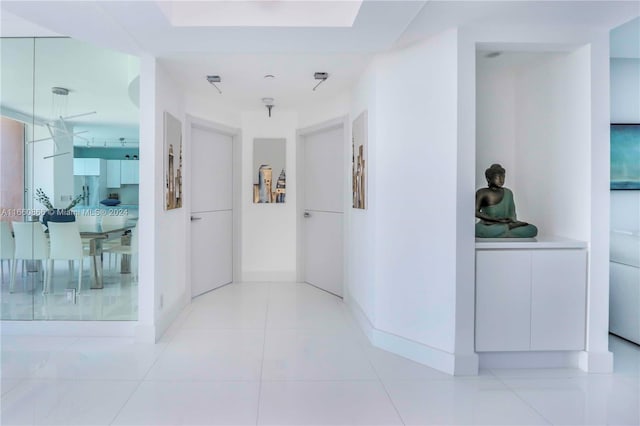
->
[137,56,188,341]
[348,29,476,374]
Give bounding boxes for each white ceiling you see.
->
[1,1,638,143]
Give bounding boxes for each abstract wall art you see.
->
[164,111,183,209]
[611,123,640,190]
[253,138,286,203]
[352,111,367,209]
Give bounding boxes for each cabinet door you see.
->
[73,158,84,175]
[106,160,121,188]
[530,250,586,350]
[475,250,531,352]
[84,158,101,175]
[120,161,139,184]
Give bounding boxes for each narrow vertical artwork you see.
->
[164,111,183,210]
[253,138,286,203]
[352,111,367,209]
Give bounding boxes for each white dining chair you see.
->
[105,220,138,279]
[0,221,15,285]
[46,221,85,294]
[11,221,49,293]
[100,215,128,268]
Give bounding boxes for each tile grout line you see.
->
[489,368,554,426]
[107,303,189,425]
[335,297,407,426]
[255,282,271,426]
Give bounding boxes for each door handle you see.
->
[304,212,311,218]
[190,216,202,221]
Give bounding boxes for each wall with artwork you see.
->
[611,58,640,233]
[348,30,464,372]
[137,58,188,341]
[348,65,378,326]
[241,110,298,281]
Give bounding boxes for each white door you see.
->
[302,125,344,296]
[190,125,233,297]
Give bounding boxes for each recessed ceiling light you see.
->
[264,74,275,79]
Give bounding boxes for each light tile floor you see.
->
[0,259,137,321]
[1,282,639,425]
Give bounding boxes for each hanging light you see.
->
[262,97,274,117]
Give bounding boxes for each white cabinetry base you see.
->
[475,236,591,370]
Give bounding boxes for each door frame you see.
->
[295,115,349,297]
[185,114,242,300]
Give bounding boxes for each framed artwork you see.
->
[253,138,286,203]
[352,111,367,209]
[611,123,640,190]
[164,111,183,209]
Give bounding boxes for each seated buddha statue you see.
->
[475,164,538,238]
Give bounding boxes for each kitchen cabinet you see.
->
[73,158,103,176]
[120,160,139,184]
[475,238,587,352]
[106,160,121,188]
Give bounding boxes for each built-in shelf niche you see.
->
[253,138,286,203]
[475,46,592,241]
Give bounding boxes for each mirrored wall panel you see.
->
[253,138,286,203]
[0,37,140,321]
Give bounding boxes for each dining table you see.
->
[76,221,136,289]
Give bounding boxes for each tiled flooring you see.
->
[0,259,137,321]
[1,282,639,425]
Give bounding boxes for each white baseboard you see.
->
[152,292,189,342]
[578,350,614,373]
[478,350,614,373]
[241,270,296,282]
[479,351,582,369]
[1,320,135,337]
[346,295,478,376]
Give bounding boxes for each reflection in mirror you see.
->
[253,138,286,203]
[0,37,139,321]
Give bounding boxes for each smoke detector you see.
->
[51,87,69,96]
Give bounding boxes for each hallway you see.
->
[2,282,639,425]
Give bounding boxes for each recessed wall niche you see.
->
[253,138,286,203]
[475,47,592,240]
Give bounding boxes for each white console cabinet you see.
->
[475,238,587,352]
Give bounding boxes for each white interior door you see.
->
[303,125,344,297]
[191,125,233,297]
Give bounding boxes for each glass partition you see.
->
[0,37,139,320]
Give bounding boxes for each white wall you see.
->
[476,58,517,189]
[374,29,459,352]
[298,93,350,129]
[348,64,378,326]
[346,30,478,374]
[241,110,298,281]
[515,49,592,240]
[137,56,188,341]
[610,58,640,233]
